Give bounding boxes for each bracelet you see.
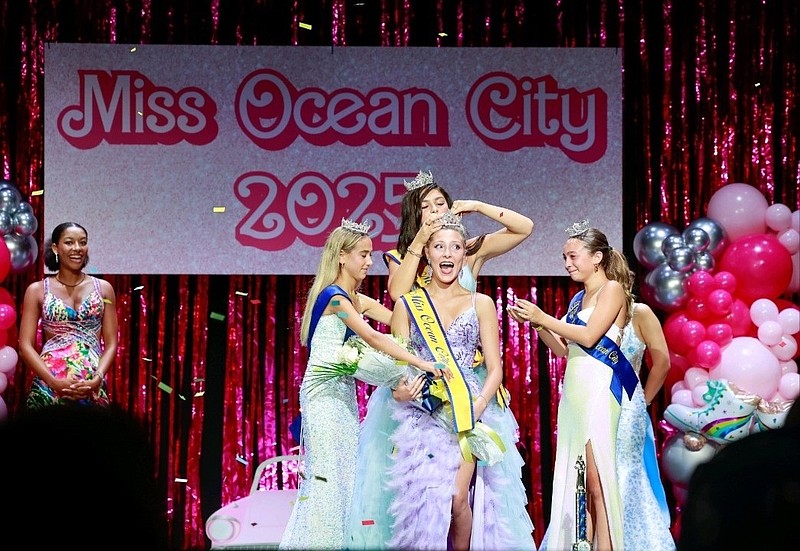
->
[476,394,488,405]
[533,324,544,331]
[95,371,105,380]
[406,248,422,259]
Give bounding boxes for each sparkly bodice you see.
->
[41,276,104,355]
[409,305,480,386]
[620,319,646,376]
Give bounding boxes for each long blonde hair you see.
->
[299,226,368,346]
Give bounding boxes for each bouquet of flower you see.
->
[305,335,411,395]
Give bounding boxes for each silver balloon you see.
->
[4,232,38,272]
[633,222,680,270]
[668,246,696,273]
[12,202,38,236]
[661,234,686,256]
[645,263,688,311]
[682,226,710,253]
[693,250,715,272]
[0,186,21,215]
[0,212,12,235]
[686,217,727,257]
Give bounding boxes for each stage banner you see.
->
[44,44,621,275]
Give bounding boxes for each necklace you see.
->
[55,273,86,288]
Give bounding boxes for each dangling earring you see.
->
[55,253,59,265]
[594,263,599,273]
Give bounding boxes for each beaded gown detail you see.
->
[617,315,675,550]
[280,313,359,550]
[26,276,109,409]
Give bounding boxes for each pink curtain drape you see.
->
[1,1,796,549]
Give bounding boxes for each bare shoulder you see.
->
[474,292,496,310]
[24,279,45,297]
[95,277,116,297]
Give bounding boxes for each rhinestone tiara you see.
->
[341,218,371,234]
[565,219,591,237]
[403,170,435,191]
[438,211,463,228]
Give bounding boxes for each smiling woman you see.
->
[17,222,119,410]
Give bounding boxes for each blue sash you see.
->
[307,285,354,360]
[566,290,637,405]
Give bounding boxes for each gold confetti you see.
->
[299,22,312,30]
[212,206,226,213]
[174,477,188,483]
[438,32,448,37]
[102,298,112,304]
[129,46,137,52]
[194,391,205,397]
[235,290,248,296]
[31,190,44,196]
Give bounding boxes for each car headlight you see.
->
[206,515,241,544]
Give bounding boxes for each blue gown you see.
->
[617,314,675,550]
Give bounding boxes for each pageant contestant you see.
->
[19,222,118,409]
[509,221,636,551]
[617,300,675,549]
[279,219,435,550]
[383,214,534,550]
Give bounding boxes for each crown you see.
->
[439,211,463,228]
[341,218,371,234]
[565,219,591,237]
[403,170,435,191]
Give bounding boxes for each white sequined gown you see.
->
[617,317,676,550]
[280,314,359,550]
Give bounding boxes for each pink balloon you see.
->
[726,298,754,336]
[765,203,793,232]
[692,340,722,369]
[706,323,733,347]
[770,334,798,362]
[779,372,800,400]
[758,320,785,347]
[707,183,769,241]
[715,336,781,398]
[706,289,733,317]
[0,345,17,374]
[671,381,688,396]
[780,360,798,375]
[0,395,7,422]
[686,297,712,322]
[0,371,7,394]
[713,271,737,293]
[671,389,695,407]
[664,312,692,356]
[0,304,15,331]
[793,210,800,232]
[681,320,707,348]
[778,307,800,336]
[718,234,793,303]
[790,253,800,293]
[777,228,800,255]
[684,366,710,390]
[750,298,779,327]
[685,270,717,298]
[691,384,708,406]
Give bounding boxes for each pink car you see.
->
[205,455,303,549]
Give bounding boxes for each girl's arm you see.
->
[17,282,55,386]
[451,200,534,276]
[386,221,440,301]
[358,293,392,326]
[473,294,503,419]
[95,279,119,380]
[635,303,671,405]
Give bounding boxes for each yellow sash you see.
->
[383,248,431,288]
[401,288,475,433]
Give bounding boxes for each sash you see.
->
[565,290,638,405]
[383,248,430,288]
[401,288,475,433]
[307,285,354,360]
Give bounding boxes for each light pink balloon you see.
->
[790,253,800,293]
[750,298,779,327]
[765,203,793,232]
[770,334,798,362]
[779,372,800,400]
[0,371,7,394]
[780,360,798,375]
[0,396,7,422]
[777,228,800,255]
[758,320,785,346]
[691,384,708,406]
[684,366,710,390]
[671,389,695,407]
[715,336,781,398]
[671,381,688,395]
[0,345,17,375]
[792,210,800,232]
[706,183,768,241]
[778,307,800,336]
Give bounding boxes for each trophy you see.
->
[573,455,592,551]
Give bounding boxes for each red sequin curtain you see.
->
[0,1,796,549]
